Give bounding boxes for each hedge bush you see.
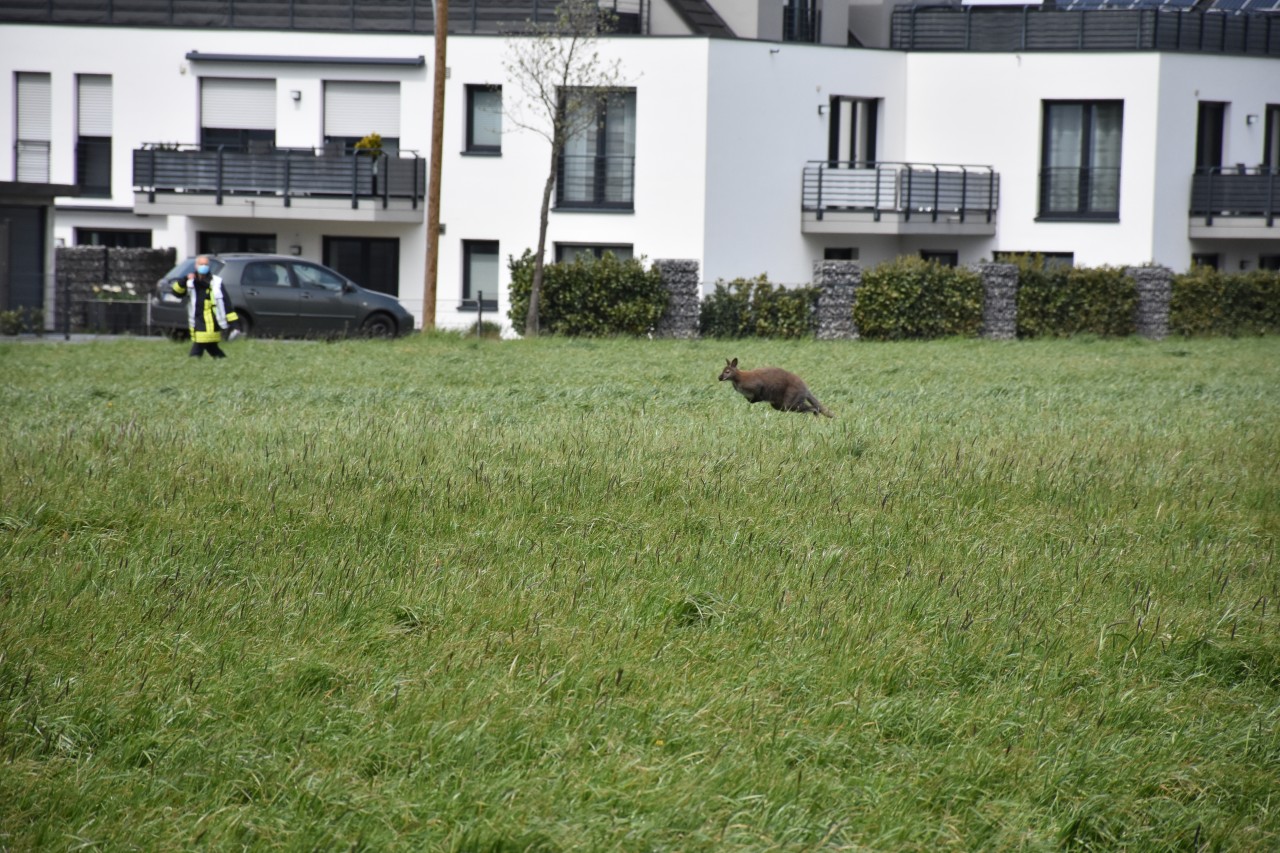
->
[1170,266,1280,337]
[506,250,668,337]
[853,256,982,341]
[699,275,818,339]
[1010,256,1136,337]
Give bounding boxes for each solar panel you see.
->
[1208,0,1280,11]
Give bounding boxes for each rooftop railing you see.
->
[0,0,648,34]
[890,5,1280,57]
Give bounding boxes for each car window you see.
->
[240,262,293,288]
[292,262,347,292]
[161,258,225,280]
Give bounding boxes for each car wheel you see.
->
[361,313,396,338]
[167,327,189,342]
[232,312,252,339]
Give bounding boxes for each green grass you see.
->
[1,333,1277,851]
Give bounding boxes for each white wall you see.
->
[702,40,906,285]
[1156,52,1280,272]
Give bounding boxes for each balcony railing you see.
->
[890,5,1280,58]
[132,144,425,209]
[1192,167,1278,227]
[555,154,635,210]
[802,161,998,224]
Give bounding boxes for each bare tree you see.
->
[503,0,628,336]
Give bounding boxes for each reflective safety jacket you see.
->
[172,273,239,344]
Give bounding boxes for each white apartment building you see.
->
[1,0,1277,331]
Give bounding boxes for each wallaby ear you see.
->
[729,358,738,367]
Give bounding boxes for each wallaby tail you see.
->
[809,393,834,418]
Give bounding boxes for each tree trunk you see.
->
[526,145,559,337]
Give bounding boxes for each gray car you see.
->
[151,254,414,339]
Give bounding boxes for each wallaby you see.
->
[718,358,833,417]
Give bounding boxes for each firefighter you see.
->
[172,255,239,358]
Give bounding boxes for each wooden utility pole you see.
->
[423,0,448,329]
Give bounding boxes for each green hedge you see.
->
[699,275,818,339]
[1009,256,1136,338]
[1170,266,1280,337]
[506,250,668,337]
[853,256,982,341]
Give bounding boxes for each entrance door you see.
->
[324,236,399,296]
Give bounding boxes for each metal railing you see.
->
[802,161,999,223]
[890,5,1280,57]
[555,154,635,209]
[0,0,648,35]
[132,144,426,209]
[1037,166,1121,220]
[1192,167,1279,227]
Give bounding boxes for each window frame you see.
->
[461,239,499,312]
[465,85,502,155]
[555,88,636,212]
[554,243,634,263]
[1037,100,1123,222]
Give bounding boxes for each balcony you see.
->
[1190,167,1278,239]
[801,161,998,236]
[132,144,426,223]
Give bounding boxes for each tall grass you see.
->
[1,334,1277,850]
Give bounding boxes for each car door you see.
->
[290,261,359,336]
[236,261,299,335]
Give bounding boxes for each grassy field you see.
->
[1,333,1277,851]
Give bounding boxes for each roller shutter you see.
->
[78,75,112,135]
[324,82,400,138]
[16,72,51,182]
[201,78,275,130]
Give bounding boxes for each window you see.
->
[201,78,276,152]
[1264,105,1280,171]
[1191,253,1220,270]
[994,251,1074,269]
[76,75,112,197]
[292,261,347,291]
[16,72,51,183]
[555,244,633,263]
[461,240,499,311]
[827,98,877,166]
[1196,102,1226,173]
[557,89,635,210]
[1039,101,1122,220]
[919,250,958,267]
[325,236,399,297]
[324,81,401,155]
[783,0,819,42]
[823,247,858,261]
[198,232,276,255]
[466,85,502,154]
[1260,255,1280,271]
[75,228,150,248]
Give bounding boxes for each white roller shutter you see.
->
[78,75,112,135]
[201,78,276,130]
[324,82,400,137]
[17,72,51,140]
[17,72,51,182]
